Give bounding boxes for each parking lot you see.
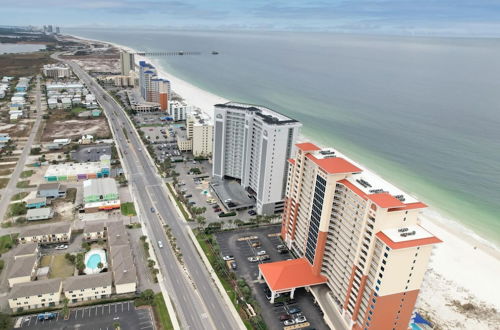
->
[71,144,112,162]
[215,226,328,330]
[15,301,154,330]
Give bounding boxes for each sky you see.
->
[4,0,500,36]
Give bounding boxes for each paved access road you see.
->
[17,301,153,330]
[55,53,243,330]
[0,76,43,222]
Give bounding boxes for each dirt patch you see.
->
[0,122,33,137]
[0,51,57,76]
[42,117,110,142]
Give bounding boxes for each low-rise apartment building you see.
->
[18,223,71,244]
[8,255,38,287]
[64,272,112,303]
[83,221,107,241]
[107,221,137,294]
[13,243,39,259]
[9,279,63,311]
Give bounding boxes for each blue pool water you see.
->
[86,254,101,269]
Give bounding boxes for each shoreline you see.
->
[65,33,500,326]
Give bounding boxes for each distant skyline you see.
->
[5,0,500,37]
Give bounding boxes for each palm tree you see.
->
[97,262,104,269]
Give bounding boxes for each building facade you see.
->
[279,142,441,330]
[169,101,187,121]
[64,272,112,303]
[119,51,135,76]
[212,102,301,215]
[189,112,213,157]
[9,279,63,311]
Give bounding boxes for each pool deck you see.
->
[84,248,108,275]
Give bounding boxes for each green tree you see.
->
[0,312,12,330]
[97,262,104,269]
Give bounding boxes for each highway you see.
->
[55,54,243,330]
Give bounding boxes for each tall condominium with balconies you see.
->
[212,102,301,215]
[277,142,441,330]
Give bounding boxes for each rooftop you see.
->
[64,272,112,291]
[13,243,38,258]
[20,222,71,238]
[376,225,442,249]
[26,207,53,218]
[305,153,362,175]
[83,220,106,233]
[38,182,62,191]
[258,258,327,292]
[83,178,118,197]
[10,279,62,299]
[216,102,299,125]
[8,255,37,279]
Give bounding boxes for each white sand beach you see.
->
[69,35,500,329]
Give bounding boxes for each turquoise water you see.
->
[86,253,102,269]
[66,28,500,249]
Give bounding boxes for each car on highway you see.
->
[151,207,155,213]
[295,315,307,323]
[256,250,266,256]
[222,255,234,261]
[158,241,164,248]
[284,319,296,326]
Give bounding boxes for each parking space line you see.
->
[121,302,124,312]
[109,304,111,314]
[115,304,117,313]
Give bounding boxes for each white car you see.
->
[247,256,259,262]
[222,255,234,261]
[295,316,307,323]
[158,241,163,248]
[256,250,266,256]
[283,319,295,326]
[55,245,68,250]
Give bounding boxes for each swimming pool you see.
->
[84,249,107,274]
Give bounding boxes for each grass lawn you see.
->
[0,234,17,254]
[70,106,88,115]
[16,180,35,188]
[20,170,34,178]
[0,178,9,189]
[40,254,74,278]
[11,192,29,201]
[153,293,174,330]
[121,202,137,216]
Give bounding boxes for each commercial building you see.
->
[18,223,71,244]
[64,272,112,303]
[82,178,120,212]
[8,279,63,311]
[44,156,111,181]
[212,102,301,215]
[26,207,54,221]
[43,64,71,79]
[8,255,38,287]
[119,51,135,76]
[267,142,442,330]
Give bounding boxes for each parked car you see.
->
[295,316,307,323]
[288,307,301,314]
[256,250,266,256]
[247,256,259,262]
[55,245,68,250]
[150,207,155,213]
[37,313,56,321]
[251,241,261,248]
[214,208,222,213]
[185,194,193,198]
[230,261,237,270]
[279,314,292,321]
[248,210,257,216]
[158,241,163,248]
[283,319,296,326]
[259,254,270,261]
[222,255,234,261]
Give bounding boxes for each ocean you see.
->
[66,28,500,249]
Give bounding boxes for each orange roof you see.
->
[388,202,427,212]
[338,179,368,200]
[296,142,321,152]
[306,154,362,175]
[259,258,327,291]
[288,158,295,165]
[368,193,405,208]
[376,231,442,249]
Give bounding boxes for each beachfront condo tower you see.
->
[119,50,135,76]
[212,102,301,215]
[258,142,441,330]
[138,61,170,111]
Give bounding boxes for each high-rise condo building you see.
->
[138,61,170,111]
[120,51,135,76]
[258,142,441,330]
[212,102,301,215]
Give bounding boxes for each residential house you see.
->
[26,197,47,209]
[37,183,67,199]
[26,207,54,221]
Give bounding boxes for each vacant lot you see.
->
[40,254,74,278]
[42,112,110,142]
[0,51,56,76]
[0,234,17,254]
